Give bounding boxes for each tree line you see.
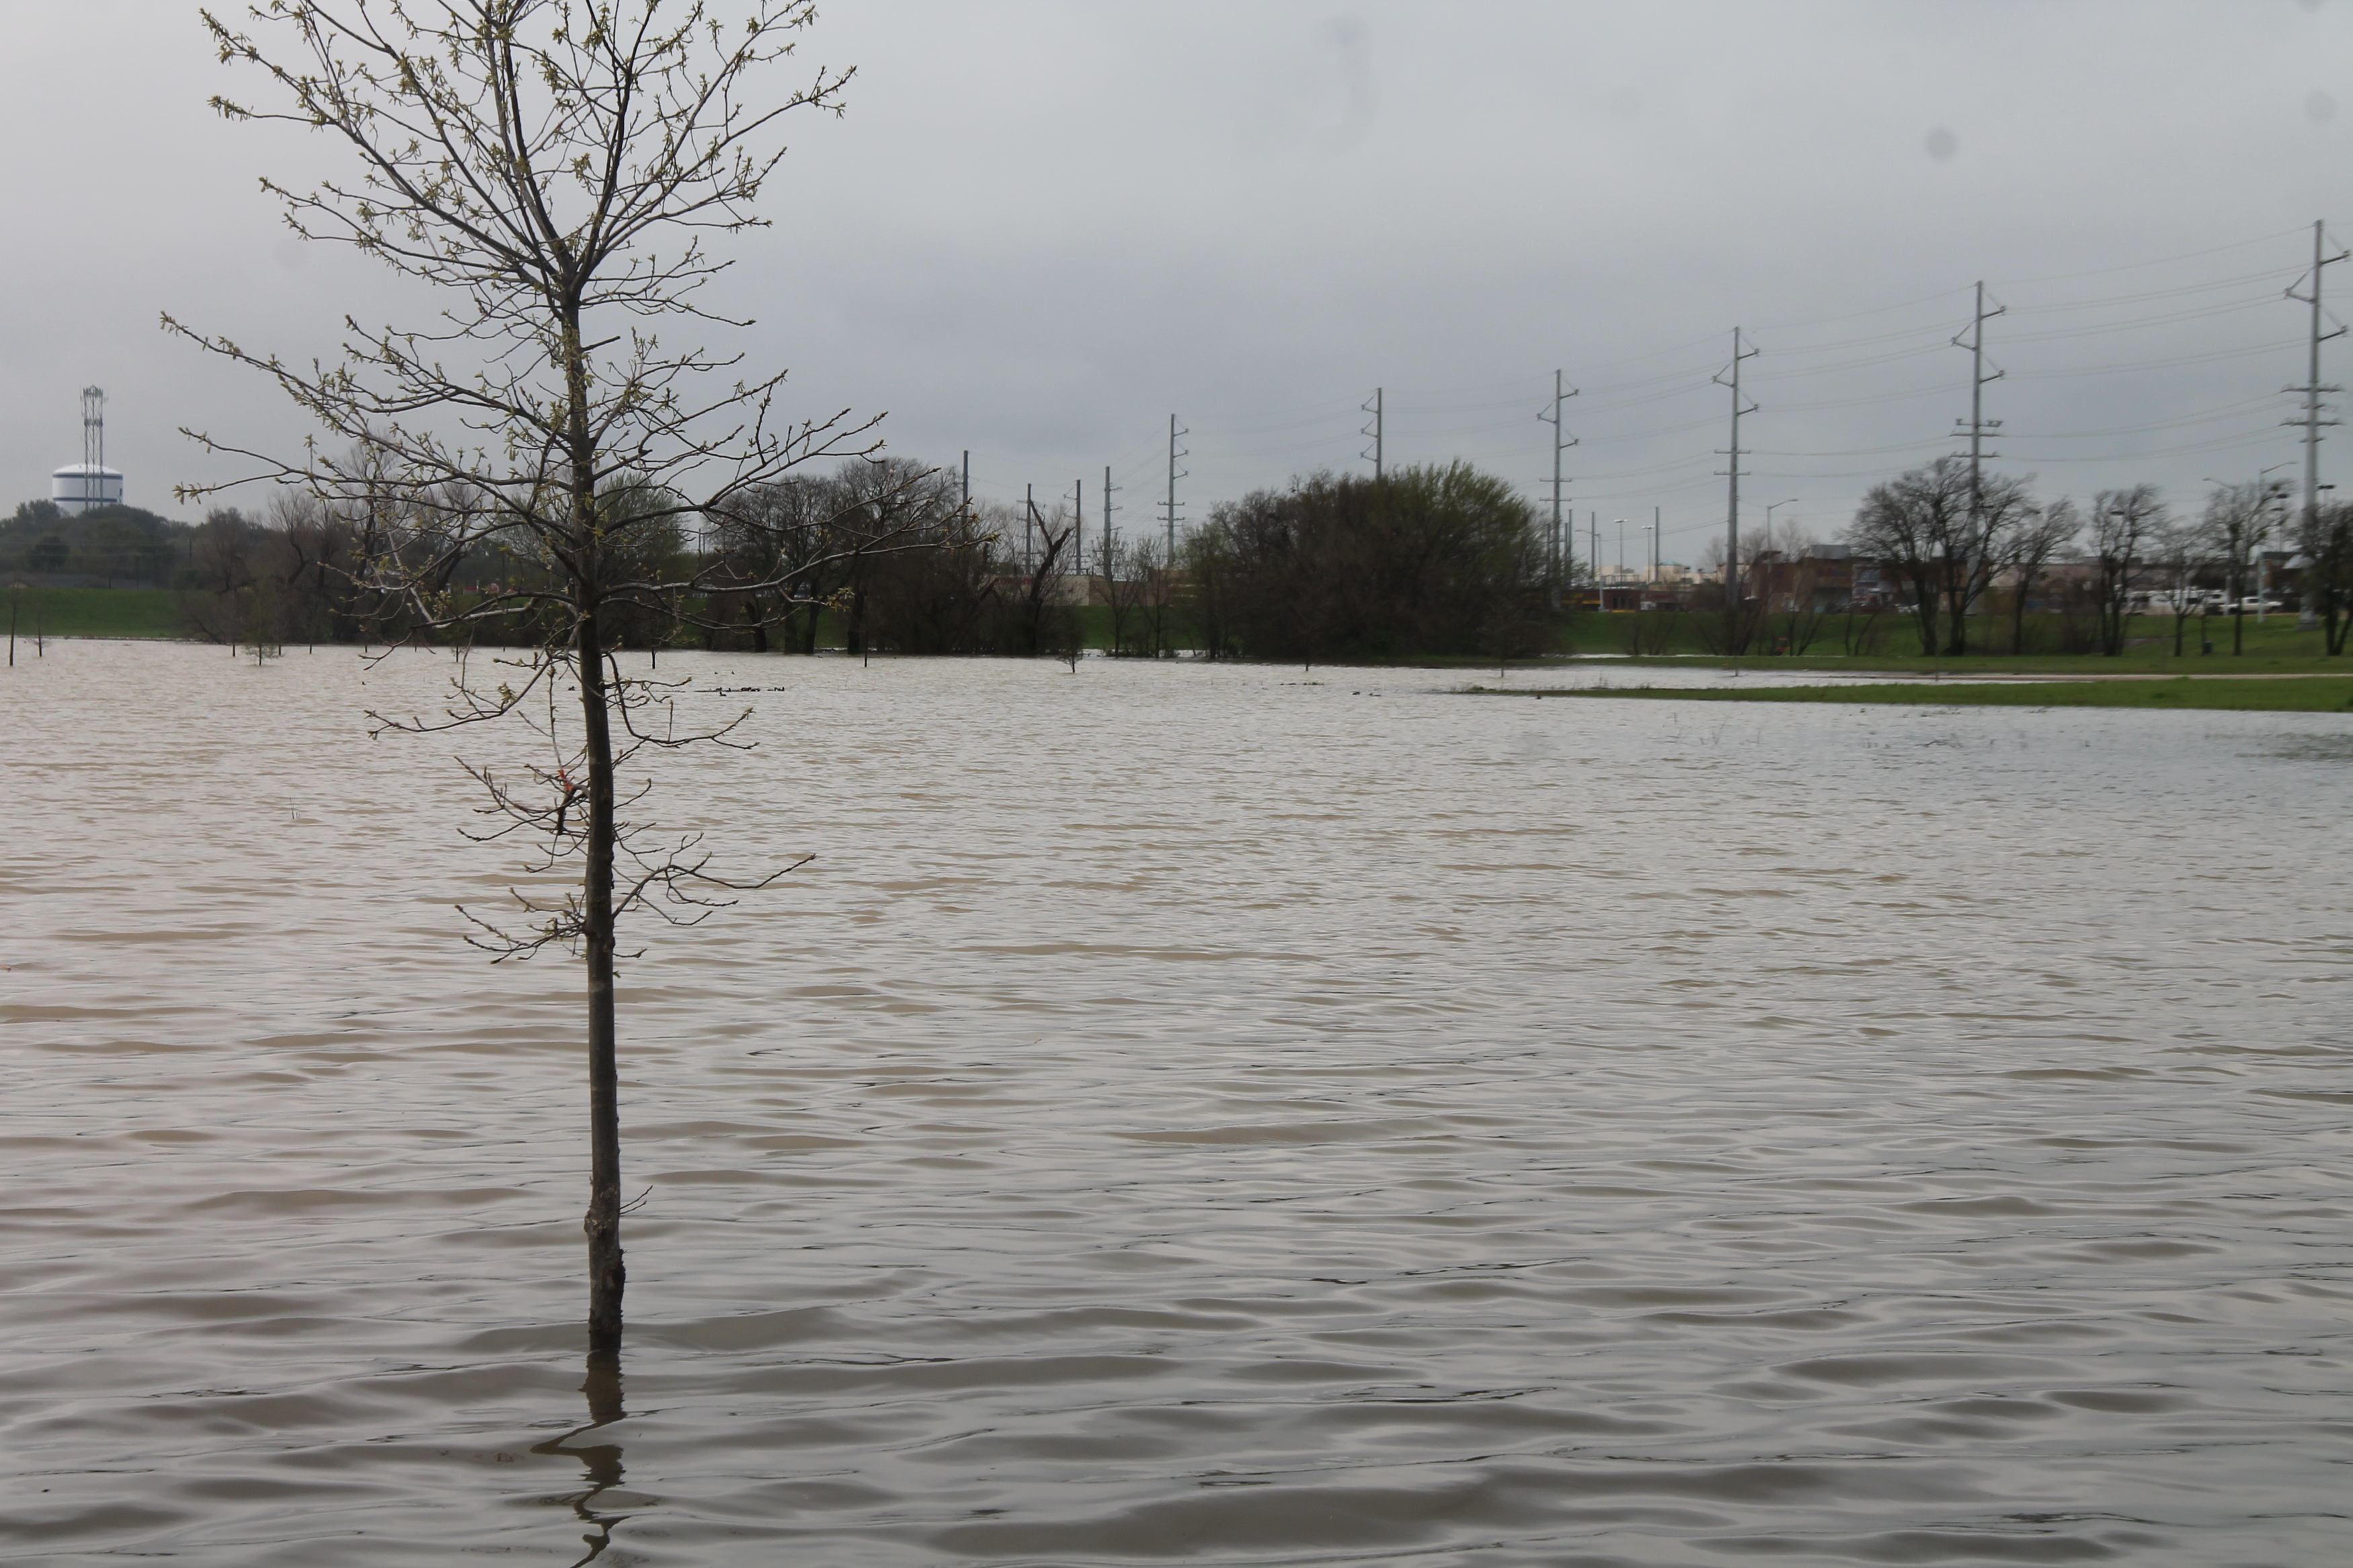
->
[155,456,1560,661]
[2,499,188,584]
[1674,459,2352,659]
[1840,456,2353,657]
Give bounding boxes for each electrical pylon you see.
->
[1536,370,1579,611]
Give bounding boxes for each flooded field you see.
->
[3,641,2349,1565]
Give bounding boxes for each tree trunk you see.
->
[1907,572,1939,655]
[577,604,625,1354]
[563,284,625,1356]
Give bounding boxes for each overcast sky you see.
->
[3,1,2348,567]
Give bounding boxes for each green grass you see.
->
[3,587,184,641]
[1566,612,2351,675]
[1475,676,2353,713]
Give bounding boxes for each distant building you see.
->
[1747,544,1858,612]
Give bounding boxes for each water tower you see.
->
[50,386,125,514]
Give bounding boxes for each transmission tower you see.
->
[1713,329,1759,609]
[83,386,106,481]
[1536,370,1579,611]
[1361,387,1384,480]
[1101,464,1119,577]
[1164,415,1188,561]
[1952,280,2007,548]
[2285,219,2349,538]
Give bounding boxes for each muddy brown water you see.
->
[4,642,2349,1565]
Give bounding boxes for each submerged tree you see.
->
[173,0,889,1352]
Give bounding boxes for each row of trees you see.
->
[83,452,2353,665]
[1845,456,2353,656]
[169,456,1558,663]
[3,499,188,584]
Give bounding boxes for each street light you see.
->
[2208,466,2297,628]
[2254,464,2295,625]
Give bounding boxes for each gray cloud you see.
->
[3,0,2346,567]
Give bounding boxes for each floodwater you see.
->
[4,641,2349,1566]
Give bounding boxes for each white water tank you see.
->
[51,464,124,514]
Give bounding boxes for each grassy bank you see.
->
[1563,612,2348,675]
[1474,676,2353,713]
[1572,606,2344,667]
[4,587,184,641]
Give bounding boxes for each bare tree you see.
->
[1101,530,1186,658]
[2086,486,2165,656]
[1847,457,2038,655]
[1691,534,1762,655]
[1099,532,1142,655]
[172,1,893,1354]
[1847,462,1962,654]
[2200,481,2272,656]
[2296,500,2353,655]
[1003,498,1082,657]
[2155,512,2221,658]
[2003,495,2079,655]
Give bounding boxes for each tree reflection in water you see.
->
[530,1350,630,1565]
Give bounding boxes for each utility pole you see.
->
[1072,477,1083,582]
[1653,505,1662,581]
[961,450,971,519]
[1953,280,2007,558]
[1714,328,1759,610]
[1361,387,1384,481]
[2286,219,2348,552]
[1164,415,1188,563]
[1025,481,1035,576]
[2260,464,2291,624]
[1537,370,1579,610]
[1589,512,1600,608]
[1101,464,1119,578]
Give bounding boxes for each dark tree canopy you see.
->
[1186,464,1548,661]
